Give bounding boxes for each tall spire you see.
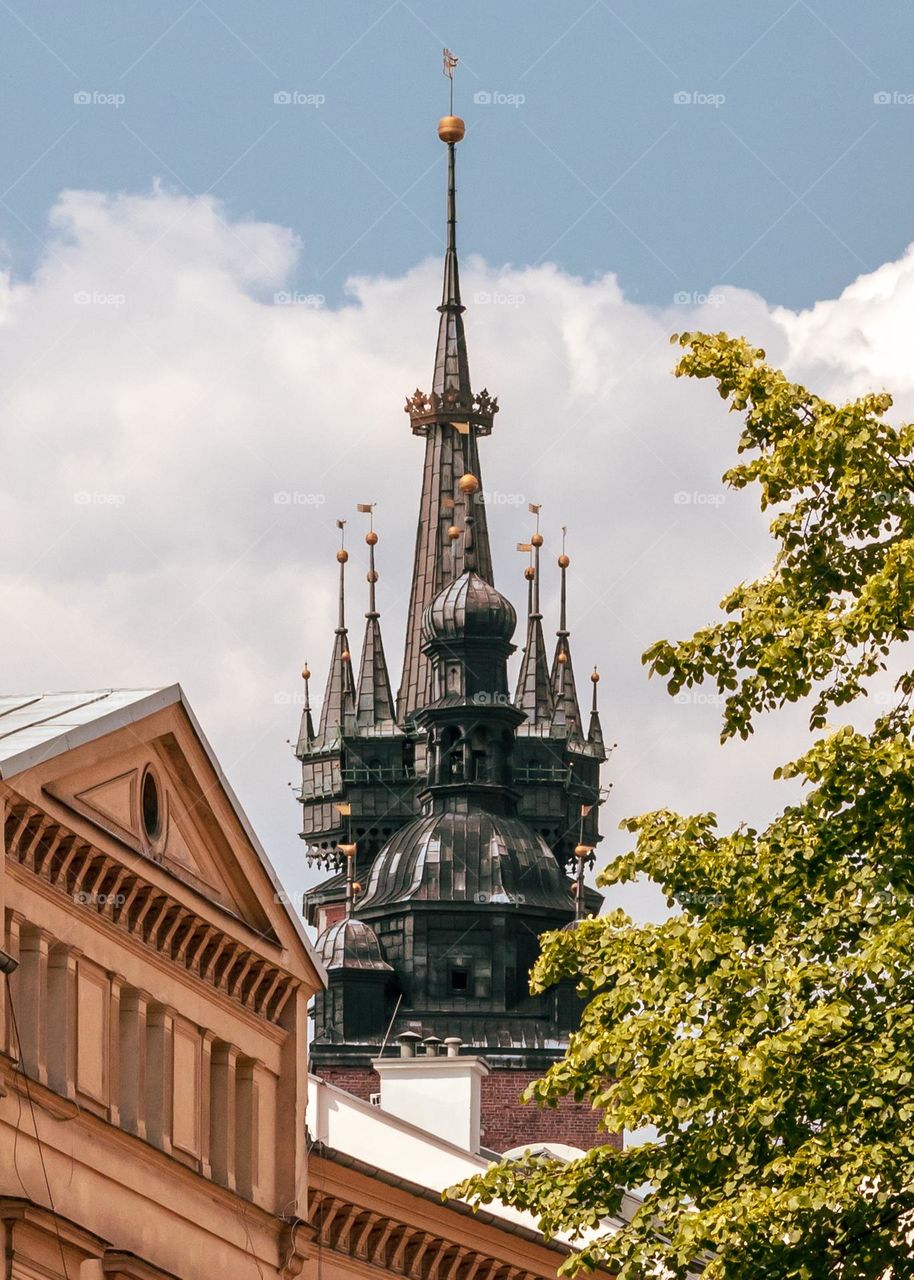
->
[550,529,583,739]
[315,521,356,747]
[514,504,554,725]
[397,83,499,723]
[433,126,471,397]
[355,504,395,728]
[295,661,315,755]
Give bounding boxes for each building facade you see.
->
[0,686,325,1279]
[298,112,610,1154]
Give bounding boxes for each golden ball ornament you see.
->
[438,115,466,143]
[457,472,479,495]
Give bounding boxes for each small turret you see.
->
[314,521,356,749]
[355,507,395,729]
[550,533,583,739]
[514,505,554,726]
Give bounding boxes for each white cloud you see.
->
[0,185,909,923]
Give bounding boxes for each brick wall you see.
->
[316,1065,618,1154]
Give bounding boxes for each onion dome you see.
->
[356,810,574,914]
[422,570,517,644]
[316,917,392,971]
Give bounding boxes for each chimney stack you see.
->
[375,1032,488,1151]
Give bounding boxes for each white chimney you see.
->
[373,1034,489,1151]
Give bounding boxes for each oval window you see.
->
[141,769,162,842]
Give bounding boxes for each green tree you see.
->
[456,333,914,1279]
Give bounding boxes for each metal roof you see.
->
[0,688,176,777]
[357,810,574,914]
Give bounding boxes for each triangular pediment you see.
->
[43,731,274,937]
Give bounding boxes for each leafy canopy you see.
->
[455,333,914,1279]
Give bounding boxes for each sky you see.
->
[2,2,914,923]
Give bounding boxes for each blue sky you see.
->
[3,3,914,918]
[3,0,914,310]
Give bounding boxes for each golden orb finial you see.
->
[337,548,349,564]
[531,532,544,547]
[301,665,311,681]
[591,666,600,684]
[367,570,379,583]
[458,472,479,495]
[524,566,535,581]
[341,649,350,662]
[557,650,569,665]
[448,524,461,541]
[558,553,570,569]
[365,530,378,546]
[438,115,465,143]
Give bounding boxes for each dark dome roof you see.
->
[316,917,392,971]
[356,810,573,914]
[422,571,517,644]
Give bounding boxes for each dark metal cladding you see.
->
[422,571,517,643]
[317,917,393,971]
[396,138,498,724]
[356,811,574,913]
[514,562,554,726]
[303,118,609,1077]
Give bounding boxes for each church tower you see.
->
[296,102,609,1153]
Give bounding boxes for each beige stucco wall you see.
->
[0,696,322,1280]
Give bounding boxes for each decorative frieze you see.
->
[4,801,296,1026]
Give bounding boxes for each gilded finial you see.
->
[440,49,465,142]
[458,472,479,495]
[591,666,600,683]
[448,524,461,541]
[301,663,311,682]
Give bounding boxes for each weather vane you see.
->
[443,48,458,114]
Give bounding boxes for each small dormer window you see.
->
[141,768,162,842]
